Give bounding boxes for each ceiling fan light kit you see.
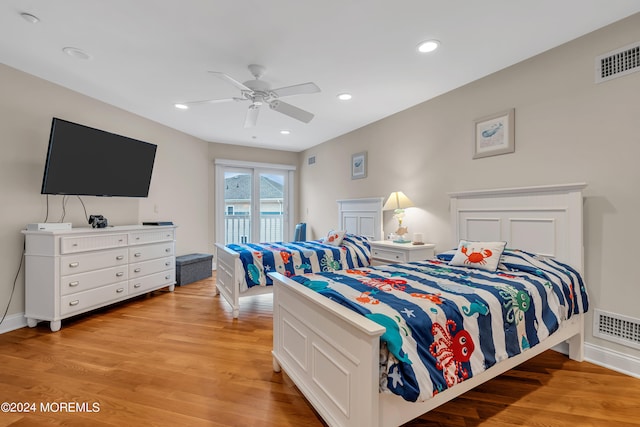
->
[180,64,320,128]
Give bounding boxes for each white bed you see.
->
[270,183,587,427]
[215,197,383,318]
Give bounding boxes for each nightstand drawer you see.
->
[371,247,407,263]
[369,241,436,265]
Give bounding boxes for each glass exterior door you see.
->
[221,168,287,245]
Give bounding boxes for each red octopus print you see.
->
[429,320,475,387]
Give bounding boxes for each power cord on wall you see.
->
[59,195,89,223]
[1,196,89,328]
[0,239,24,327]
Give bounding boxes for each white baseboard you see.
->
[584,342,640,379]
[0,312,27,334]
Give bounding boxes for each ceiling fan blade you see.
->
[208,71,252,92]
[182,97,242,105]
[244,104,260,128]
[271,82,320,98]
[269,100,314,123]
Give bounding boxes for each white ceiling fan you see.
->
[181,64,320,128]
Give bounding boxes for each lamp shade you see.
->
[383,191,414,210]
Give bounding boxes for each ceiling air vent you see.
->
[593,309,640,350]
[595,41,640,83]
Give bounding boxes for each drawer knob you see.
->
[134,252,142,257]
[116,288,125,293]
[69,281,79,287]
[165,275,171,280]
[134,283,141,289]
[116,272,124,277]
[165,248,171,253]
[69,262,79,268]
[116,255,124,260]
[165,262,171,266]
[69,300,79,306]
[134,268,141,273]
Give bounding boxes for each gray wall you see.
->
[299,14,640,368]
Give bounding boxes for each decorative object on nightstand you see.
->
[383,191,414,243]
[412,232,425,245]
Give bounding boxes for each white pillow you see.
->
[323,230,346,246]
[449,240,506,272]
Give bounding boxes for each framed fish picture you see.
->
[473,108,515,159]
[351,151,367,179]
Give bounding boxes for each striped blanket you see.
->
[291,249,588,402]
[227,234,371,288]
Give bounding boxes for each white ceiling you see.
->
[2,1,640,152]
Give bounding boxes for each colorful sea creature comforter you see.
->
[227,234,371,289]
[290,249,589,402]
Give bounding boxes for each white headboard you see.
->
[449,183,587,272]
[337,197,384,241]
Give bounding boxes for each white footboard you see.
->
[271,272,586,427]
[271,272,385,427]
[215,243,275,318]
[215,243,241,318]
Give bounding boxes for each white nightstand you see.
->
[369,240,436,265]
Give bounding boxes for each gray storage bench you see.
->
[175,253,213,286]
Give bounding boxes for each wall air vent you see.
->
[595,41,640,83]
[593,309,640,350]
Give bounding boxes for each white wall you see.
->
[299,14,640,372]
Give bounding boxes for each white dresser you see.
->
[22,225,176,331]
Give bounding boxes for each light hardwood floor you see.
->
[1,275,639,426]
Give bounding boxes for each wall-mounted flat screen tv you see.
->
[41,118,157,197]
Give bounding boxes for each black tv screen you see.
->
[41,118,157,197]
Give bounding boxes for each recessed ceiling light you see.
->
[174,103,189,110]
[20,12,40,24]
[62,47,91,60]
[337,93,352,101]
[417,40,440,53]
[280,130,291,135]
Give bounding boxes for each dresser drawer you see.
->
[129,243,174,262]
[61,265,129,295]
[130,229,175,245]
[129,256,174,278]
[60,233,128,254]
[61,248,128,275]
[60,281,128,316]
[371,247,407,263]
[129,270,175,295]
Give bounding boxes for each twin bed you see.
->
[269,183,588,427]
[214,198,383,318]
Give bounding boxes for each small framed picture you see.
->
[473,108,515,159]
[351,151,367,179]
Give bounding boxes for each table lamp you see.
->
[383,191,414,243]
